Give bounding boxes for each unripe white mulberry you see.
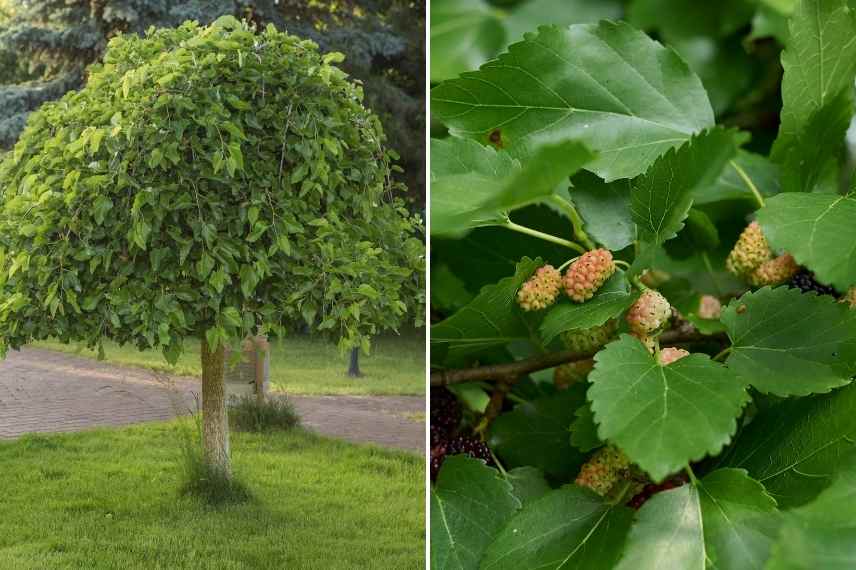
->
[575,446,647,500]
[517,265,562,311]
[563,249,616,303]
[726,221,773,277]
[561,320,617,354]
[843,286,856,309]
[554,360,594,390]
[626,290,671,335]
[748,254,799,287]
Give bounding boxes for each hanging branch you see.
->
[430,329,728,387]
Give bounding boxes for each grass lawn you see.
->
[33,329,425,396]
[0,421,425,569]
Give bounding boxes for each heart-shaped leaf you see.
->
[588,335,749,481]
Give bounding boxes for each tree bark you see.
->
[347,347,362,378]
[201,338,231,479]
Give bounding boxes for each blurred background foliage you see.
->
[0,0,425,207]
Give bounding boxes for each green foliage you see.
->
[0,19,423,359]
[722,286,856,396]
[430,455,521,570]
[177,416,252,504]
[430,0,856,566]
[589,336,749,482]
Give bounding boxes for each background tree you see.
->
[0,17,424,478]
[0,0,425,206]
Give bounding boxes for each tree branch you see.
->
[430,330,728,387]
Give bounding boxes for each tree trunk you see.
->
[201,338,231,479]
[347,347,362,378]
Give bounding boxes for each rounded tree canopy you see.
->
[0,16,424,361]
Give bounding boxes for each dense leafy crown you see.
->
[430,0,856,568]
[0,17,424,359]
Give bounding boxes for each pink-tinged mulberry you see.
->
[658,347,689,366]
[563,249,616,303]
[554,360,594,390]
[726,221,773,277]
[517,265,562,311]
[561,320,618,355]
[843,287,856,308]
[626,290,671,335]
[698,295,722,320]
[749,254,799,287]
[575,446,647,500]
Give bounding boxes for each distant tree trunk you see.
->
[348,347,362,378]
[201,338,231,479]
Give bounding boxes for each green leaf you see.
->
[196,253,215,280]
[506,467,552,507]
[631,128,744,245]
[430,456,520,570]
[699,469,781,570]
[589,335,749,481]
[430,0,504,82]
[772,0,856,184]
[93,195,114,226]
[720,383,856,508]
[539,270,638,344]
[431,22,714,181]
[569,402,601,453]
[221,307,242,328]
[757,193,856,291]
[766,450,856,570]
[616,469,779,570]
[570,172,636,251]
[481,485,634,570]
[488,387,587,480]
[694,150,780,205]
[615,484,705,570]
[430,138,594,237]
[721,287,856,396]
[357,284,380,300]
[431,257,541,364]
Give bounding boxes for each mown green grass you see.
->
[33,329,425,396]
[0,421,425,569]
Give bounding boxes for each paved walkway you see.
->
[0,348,424,454]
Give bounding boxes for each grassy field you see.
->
[34,330,425,396]
[0,421,425,569]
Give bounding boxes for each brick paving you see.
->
[0,347,425,454]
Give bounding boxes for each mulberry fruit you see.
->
[697,295,722,319]
[430,434,493,481]
[575,445,647,500]
[554,360,594,390]
[658,347,689,366]
[561,320,617,354]
[517,265,562,311]
[726,221,773,277]
[626,474,688,510]
[749,253,799,287]
[563,249,616,303]
[791,270,838,297]
[430,388,461,446]
[626,290,671,335]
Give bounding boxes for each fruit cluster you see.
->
[430,387,493,480]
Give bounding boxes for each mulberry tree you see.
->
[0,17,424,478]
